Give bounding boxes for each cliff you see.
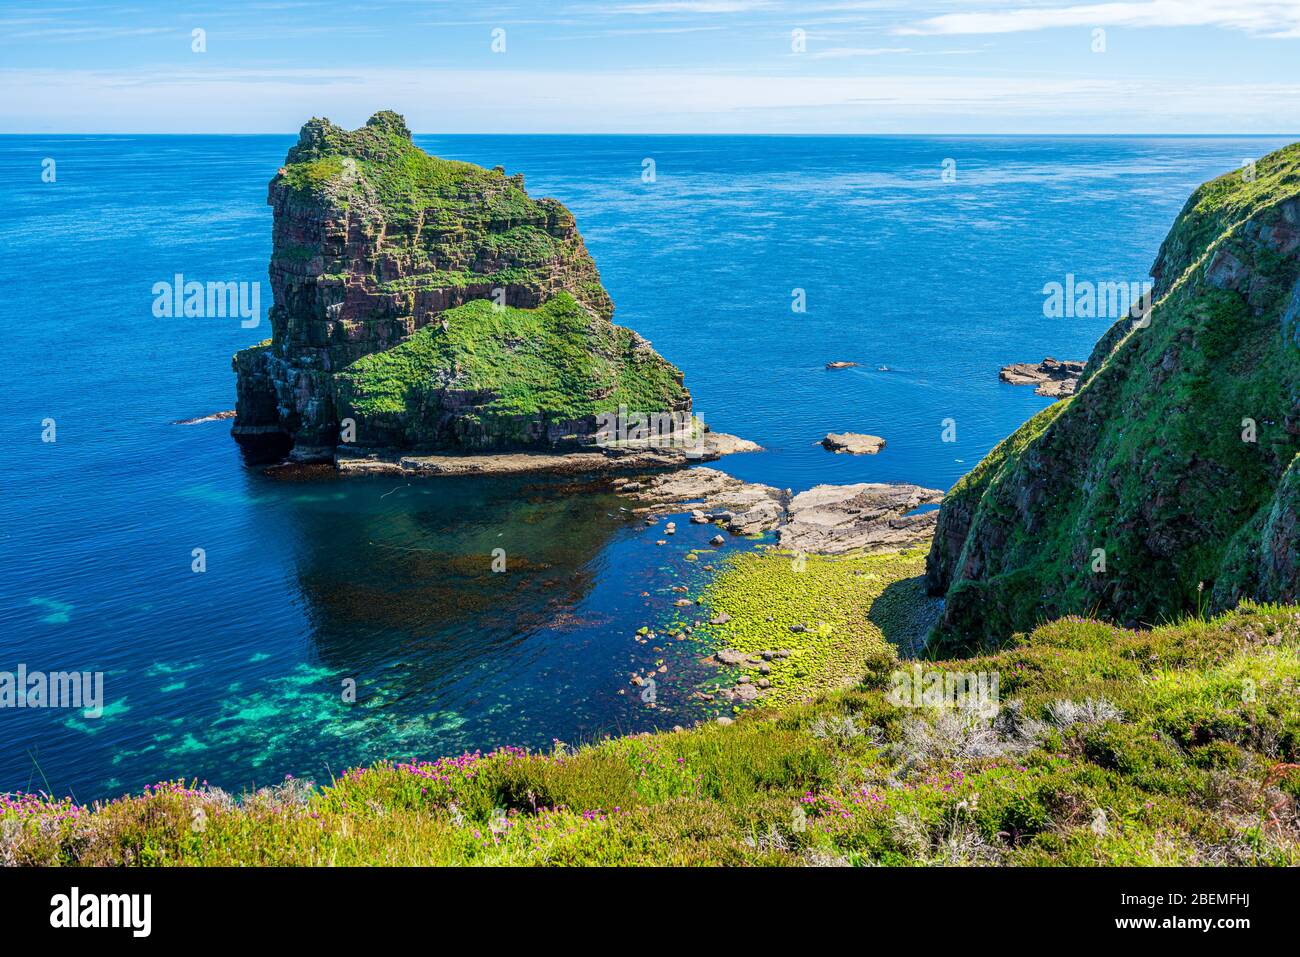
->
[927,141,1300,652]
[231,111,689,462]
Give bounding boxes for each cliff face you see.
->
[232,111,688,461]
[927,142,1300,652]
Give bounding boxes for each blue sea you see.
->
[1,133,1293,803]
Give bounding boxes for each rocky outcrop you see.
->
[821,432,886,454]
[999,357,1084,398]
[779,483,941,554]
[614,467,942,554]
[928,142,1300,652]
[231,111,691,464]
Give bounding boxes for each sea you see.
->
[1,132,1293,802]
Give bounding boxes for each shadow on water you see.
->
[277,471,634,689]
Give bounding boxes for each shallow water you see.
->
[1,133,1291,801]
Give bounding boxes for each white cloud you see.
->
[902,0,1300,38]
[808,45,913,57]
[5,64,1300,133]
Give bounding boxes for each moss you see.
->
[698,548,938,706]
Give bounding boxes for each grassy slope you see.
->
[5,550,1298,867]
[928,141,1300,650]
[333,294,686,428]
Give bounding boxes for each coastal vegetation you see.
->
[5,545,1297,866]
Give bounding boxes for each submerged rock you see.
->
[929,142,1300,650]
[825,361,858,369]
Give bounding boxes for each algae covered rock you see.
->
[927,141,1300,652]
[231,110,688,461]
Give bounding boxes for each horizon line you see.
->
[4,131,1299,138]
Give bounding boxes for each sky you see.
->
[3,0,1300,133]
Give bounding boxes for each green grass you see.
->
[331,293,687,448]
[928,139,1300,649]
[6,549,1297,866]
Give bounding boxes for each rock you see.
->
[619,465,943,556]
[689,509,709,524]
[173,410,236,425]
[737,675,750,684]
[665,522,676,535]
[674,598,693,607]
[825,361,858,369]
[998,357,1084,399]
[630,675,644,686]
[710,612,732,625]
[779,482,944,555]
[790,623,807,633]
[710,534,726,546]
[758,678,771,689]
[758,663,771,675]
[821,432,886,455]
[617,466,785,519]
[715,648,747,666]
[231,111,761,477]
[730,683,760,702]
[727,499,784,535]
[716,716,734,726]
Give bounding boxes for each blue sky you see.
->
[4,1,1300,132]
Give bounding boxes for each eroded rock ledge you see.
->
[613,466,942,554]
[335,432,760,476]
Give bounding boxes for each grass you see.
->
[6,546,1298,867]
[331,293,688,449]
[928,139,1300,649]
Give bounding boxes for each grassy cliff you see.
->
[927,142,1300,652]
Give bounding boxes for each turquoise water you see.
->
[1,133,1292,802]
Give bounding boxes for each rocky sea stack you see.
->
[232,111,691,463]
[928,142,1300,651]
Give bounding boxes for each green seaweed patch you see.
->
[700,547,937,707]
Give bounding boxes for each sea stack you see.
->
[231,111,690,463]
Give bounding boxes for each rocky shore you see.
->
[612,466,942,555]
[334,431,761,476]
